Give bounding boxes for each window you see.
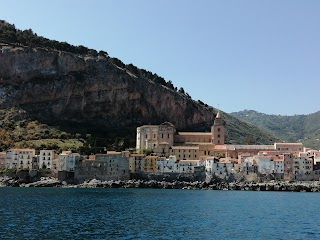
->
[218,134,220,138]
[218,128,220,132]
[162,133,164,138]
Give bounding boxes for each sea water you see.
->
[0,188,319,239]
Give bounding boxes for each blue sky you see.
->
[1,0,319,115]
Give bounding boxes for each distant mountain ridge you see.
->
[0,20,279,152]
[230,110,320,149]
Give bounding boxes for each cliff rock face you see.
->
[0,44,214,133]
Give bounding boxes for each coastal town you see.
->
[1,112,320,184]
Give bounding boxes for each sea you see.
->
[0,188,319,240]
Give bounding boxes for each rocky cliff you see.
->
[0,42,278,146]
[0,43,213,128]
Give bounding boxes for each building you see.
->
[135,111,307,165]
[178,160,201,173]
[0,152,6,169]
[157,155,178,173]
[58,151,80,172]
[274,143,303,155]
[39,150,55,169]
[6,149,36,170]
[129,154,145,173]
[205,157,238,180]
[136,122,175,157]
[284,153,314,181]
[144,156,159,173]
[75,152,129,182]
[211,111,227,145]
[170,146,199,161]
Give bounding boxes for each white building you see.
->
[205,157,238,180]
[6,149,36,170]
[178,160,201,173]
[58,151,80,172]
[292,157,313,180]
[39,150,55,169]
[136,122,175,157]
[255,156,274,175]
[254,155,284,178]
[157,155,179,173]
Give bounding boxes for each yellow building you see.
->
[144,156,159,173]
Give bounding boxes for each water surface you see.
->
[0,188,319,239]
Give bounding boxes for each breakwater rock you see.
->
[1,177,320,192]
[66,179,320,192]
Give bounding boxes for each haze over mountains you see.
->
[231,110,320,150]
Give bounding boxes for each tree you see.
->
[178,87,185,94]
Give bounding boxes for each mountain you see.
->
[0,20,279,152]
[230,110,320,150]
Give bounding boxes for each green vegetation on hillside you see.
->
[231,110,320,149]
[0,108,135,153]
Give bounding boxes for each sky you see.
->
[1,0,320,115]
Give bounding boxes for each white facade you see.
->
[205,157,238,179]
[39,150,55,169]
[255,156,273,174]
[156,156,200,173]
[178,160,201,173]
[136,122,175,157]
[58,151,80,172]
[254,156,284,175]
[6,149,35,170]
[157,156,179,173]
[273,159,284,174]
[293,157,313,179]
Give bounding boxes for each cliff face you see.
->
[0,44,214,132]
[0,43,278,144]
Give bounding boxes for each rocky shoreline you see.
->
[1,176,320,192]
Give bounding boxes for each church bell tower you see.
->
[211,111,226,145]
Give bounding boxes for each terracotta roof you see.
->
[179,160,201,162]
[214,145,228,150]
[177,132,212,136]
[171,146,199,150]
[231,145,274,150]
[275,142,303,146]
[8,148,35,151]
[145,156,158,159]
[106,151,122,155]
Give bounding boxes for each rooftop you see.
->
[177,132,212,136]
